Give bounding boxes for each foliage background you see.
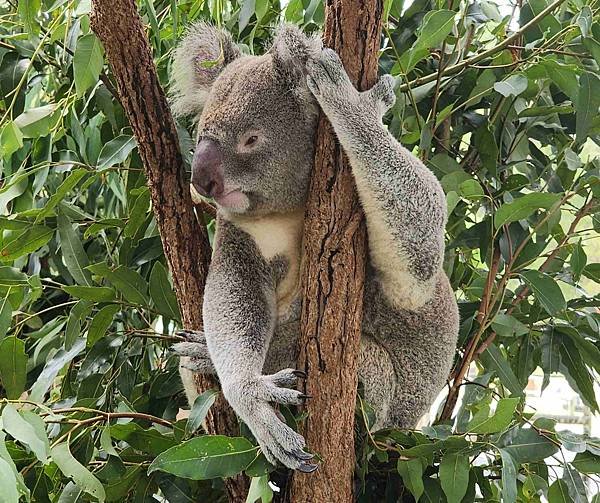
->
[0,0,599,501]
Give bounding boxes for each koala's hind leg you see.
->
[358,335,396,430]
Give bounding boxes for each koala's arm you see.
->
[201,220,315,472]
[307,51,447,308]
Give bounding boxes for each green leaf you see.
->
[570,242,587,280]
[560,336,598,411]
[97,135,137,170]
[439,453,469,503]
[239,0,256,32]
[149,262,181,321]
[491,313,529,337]
[497,427,559,463]
[246,475,273,503]
[57,213,92,286]
[494,74,528,97]
[548,480,571,503]
[148,435,259,480]
[29,339,85,402]
[0,292,12,341]
[35,169,88,223]
[73,34,104,96]
[572,451,600,474]
[0,431,27,500]
[397,458,424,501]
[521,270,566,315]
[414,10,455,50]
[582,263,600,283]
[87,305,119,347]
[104,465,142,501]
[14,104,57,138]
[109,423,177,456]
[479,343,524,396]
[1,404,49,463]
[577,5,592,37]
[459,179,484,200]
[0,225,53,262]
[494,193,561,228]
[523,473,548,498]
[499,449,517,503]
[17,0,41,36]
[563,465,587,503]
[0,122,24,158]
[123,187,150,238]
[0,456,19,503]
[0,337,26,399]
[185,389,219,437]
[62,286,116,302]
[467,397,520,434]
[575,72,600,143]
[51,443,106,502]
[541,60,579,101]
[65,301,92,350]
[88,263,149,305]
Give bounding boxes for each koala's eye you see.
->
[245,135,258,147]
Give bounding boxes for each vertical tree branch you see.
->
[289,1,383,501]
[89,1,248,500]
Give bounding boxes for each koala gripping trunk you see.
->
[90,1,249,501]
[289,0,384,501]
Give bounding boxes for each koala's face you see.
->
[171,23,321,216]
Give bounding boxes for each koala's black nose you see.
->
[191,139,224,198]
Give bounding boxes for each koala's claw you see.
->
[175,329,205,343]
[292,448,315,461]
[298,462,319,473]
[172,330,214,374]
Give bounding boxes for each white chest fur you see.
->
[232,210,304,317]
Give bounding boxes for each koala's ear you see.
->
[271,24,322,87]
[170,22,240,118]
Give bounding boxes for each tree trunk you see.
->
[90,2,249,500]
[289,1,383,501]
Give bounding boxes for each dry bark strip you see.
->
[90,2,249,500]
[289,1,383,501]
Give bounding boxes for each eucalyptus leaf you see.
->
[148,435,260,480]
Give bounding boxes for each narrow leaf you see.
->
[0,337,26,399]
[51,443,106,502]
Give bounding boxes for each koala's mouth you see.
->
[214,189,250,211]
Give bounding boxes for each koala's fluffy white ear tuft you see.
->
[271,24,322,87]
[170,22,240,118]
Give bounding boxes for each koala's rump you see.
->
[264,269,459,427]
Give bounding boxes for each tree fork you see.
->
[90,1,249,500]
[289,1,383,501]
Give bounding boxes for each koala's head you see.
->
[170,23,322,216]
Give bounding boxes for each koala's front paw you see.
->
[223,371,317,472]
[367,74,397,117]
[173,330,215,374]
[307,48,397,123]
[306,48,358,116]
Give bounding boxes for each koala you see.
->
[171,22,459,473]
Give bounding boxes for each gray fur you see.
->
[172,26,459,471]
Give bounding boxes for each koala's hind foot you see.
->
[173,330,215,373]
[222,372,317,472]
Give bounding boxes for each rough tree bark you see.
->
[90,2,249,500]
[289,1,383,501]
